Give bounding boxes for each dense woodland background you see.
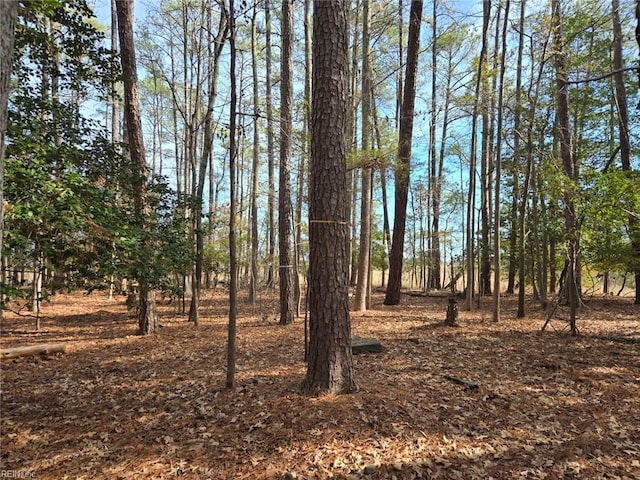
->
[1,0,639,323]
[1,1,639,478]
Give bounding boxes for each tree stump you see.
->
[351,335,382,354]
[445,297,458,326]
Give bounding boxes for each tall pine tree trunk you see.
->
[465,0,491,311]
[354,0,372,312]
[249,3,260,305]
[384,0,423,306]
[264,0,276,289]
[226,0,239,388]
[279,0,295,325]
[612,0,638,304]
[304,0,355,395]
[0,0,18,319]
[492,0,510,322]
[428,0,441,291]
[116,0,158,335]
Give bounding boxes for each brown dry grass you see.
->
[1,290,639,479]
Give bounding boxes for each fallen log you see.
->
[1,343,68,360]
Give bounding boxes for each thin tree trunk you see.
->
[265,0,275,289]
[480,3,501,299]
[226,0,238,389]
[190,7,227,325]
[433,42,455,293]
[354,0,372,312]
[297,0,312,314]
[551,0,579,335]
[396,0,403,127]
[249,3,260,305]
[518,2,550,316]
[612,0,638,304]
[108,0,120,301]
[279,0,295,325]
[347,4,360,288]
[492,0,510,322]
[465,0,491,311]
[371,89,391,286]
[428,0,440,291]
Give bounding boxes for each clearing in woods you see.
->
[1,291,639,479]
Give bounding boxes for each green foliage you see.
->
[581,169,640,273]
[204,239,230,282]
[3,0,191,303]
[371,228,388,272]
[144,180,194,290]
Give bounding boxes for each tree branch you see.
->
[567,66,639,85]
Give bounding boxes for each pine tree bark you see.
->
[304,0,356,395]
[465,0,491,311]
[264,0,276,289]
[354,0,372,312]
[249,3,260,305]
[480,3,502,299]
[492,0,510,322]
[0,1,18,316]
[428,0,441,291]
[116,0,158,335]
[612,0,639,304]
[279,0,295,325]
[384,0,423,306]
[226,0,238,388]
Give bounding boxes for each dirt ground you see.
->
[1,290,639,479]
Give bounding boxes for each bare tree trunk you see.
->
[492,0,510,322]
[636,1,640,92]
[264,0,275,289]
[506,0,523,297]
[109,0,120,301]
[551,0,579,335]
[116,0,158,335]
[384,0,423,306]
[428,0,441,291]
[304,0,356,395]
[465,0,491,311]
[226,0,238,388]
[249,3,260,305]
[434,41,456,293]
[371,92,392,288]
[279,0,295,325]
[0,1,18,319]
[347,4,360,289]
[612,0,639,304]
[297,0,312,315]
[480,3,500,299]
[396,0,403,127]
[354,0,372,312]
[190,6,227,326]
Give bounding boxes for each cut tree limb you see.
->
[1,343,68,360]
[444,374,479,390]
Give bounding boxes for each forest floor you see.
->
[1,289,639,480]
